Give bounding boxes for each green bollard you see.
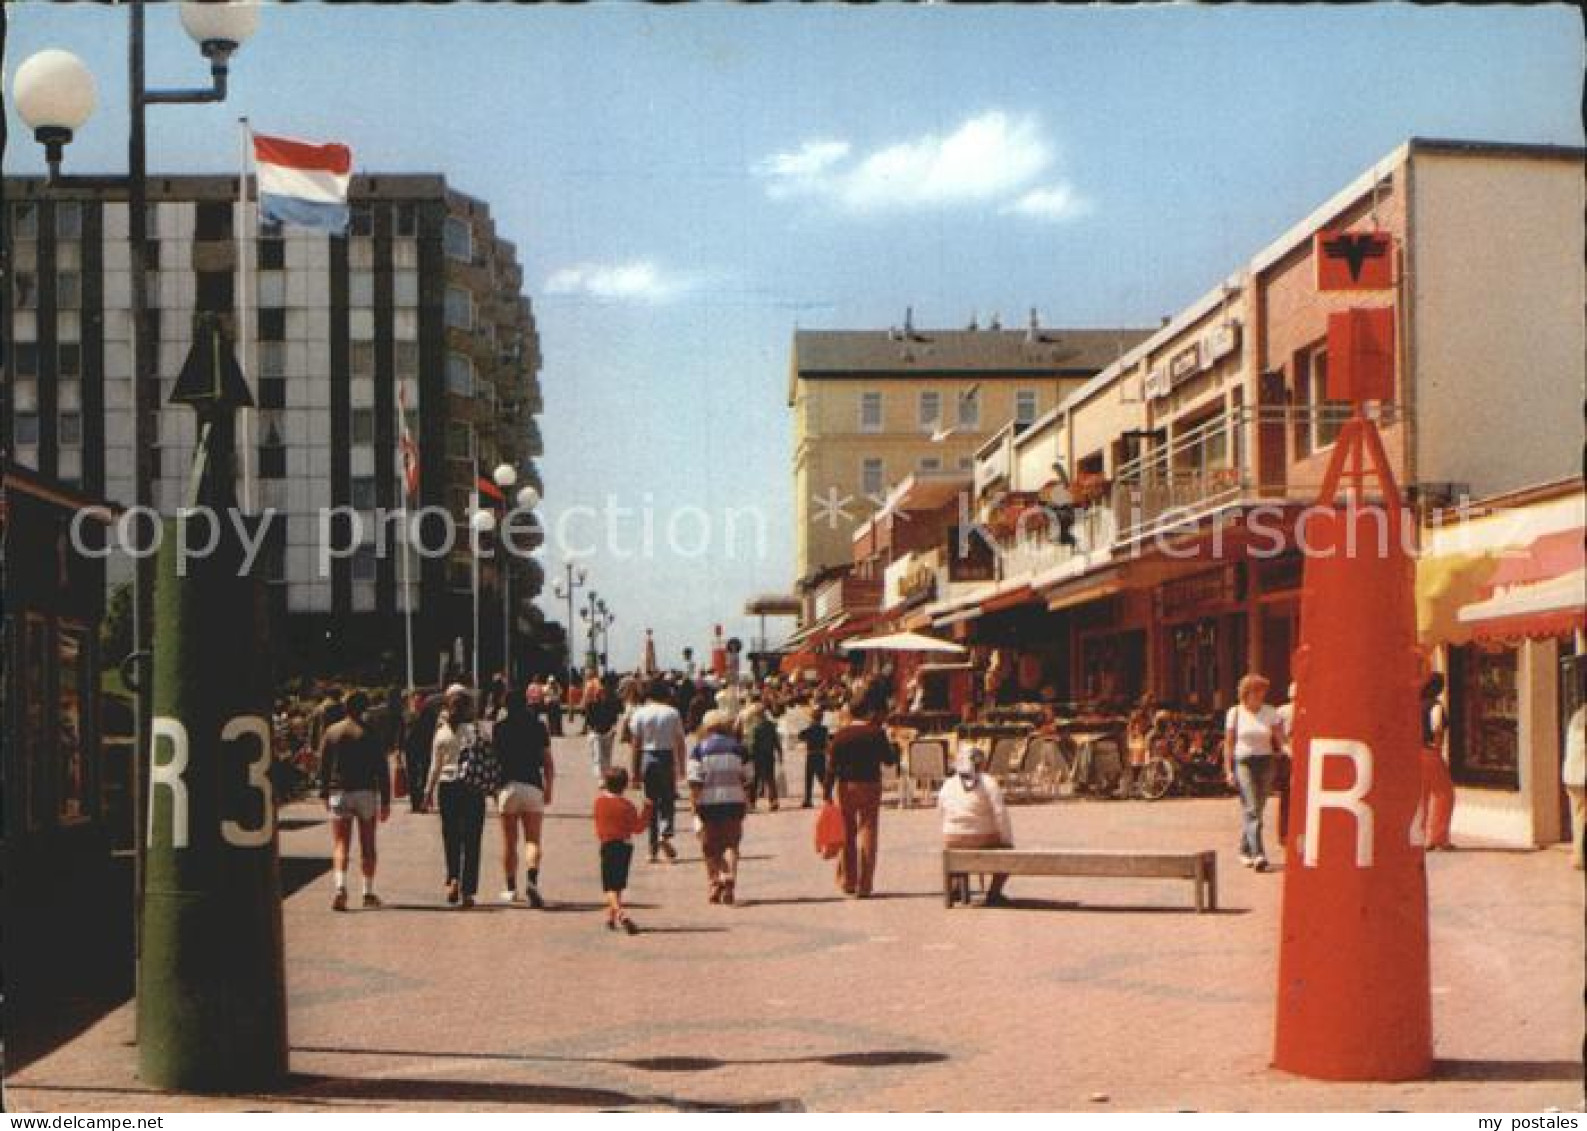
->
[138,512,287,1092]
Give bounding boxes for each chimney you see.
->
[903,306,915,337]
[967,311,979,331]
[1025,307,1040,343]
[988,312,1002,330]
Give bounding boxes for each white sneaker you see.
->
[500,889,519,904]
[1238,853,1254,868]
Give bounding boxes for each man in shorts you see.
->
[319,691,392,910]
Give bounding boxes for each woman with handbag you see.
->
[425,684,490,909]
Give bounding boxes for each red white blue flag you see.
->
[253,132,352,233]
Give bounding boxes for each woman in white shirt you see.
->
[938,748,1015,906]
[1223,673,1285,872]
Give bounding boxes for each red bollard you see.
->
[1274,491,1432,1080]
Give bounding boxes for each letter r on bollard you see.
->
[1303,738,1374,868]
[149,717,191,849]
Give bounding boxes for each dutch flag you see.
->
[253,132,352,234]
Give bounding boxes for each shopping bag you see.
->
[814,801,843,859]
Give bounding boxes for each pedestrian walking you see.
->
[823,688,899,898]
[1419,673,1457,850]
[583,680,621,780]
[1223,673,1285,872]
[593,767,652,934]
[627,677,687,862]
[425,684,488,908]
[495,691,554,906]
[545,676,565,737]
[403,690,441,813]
[744,702,782,811]
[797,701,832,808]
[687,710,754,905]
[1563,677,1585,871]
[939,747,1014,907]
[318,691,391,910]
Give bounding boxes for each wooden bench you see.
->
[942,848,1218,913]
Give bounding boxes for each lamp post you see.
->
[503,480,539,686]
[578,589,606,675]
[12,1,263,1092]
[469,504,496,688]
[552,563,587,683]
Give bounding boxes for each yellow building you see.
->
[789,313,1152,581]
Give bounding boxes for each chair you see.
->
[907,740,949,806]
[987,735,1024,782]
[1010,736,1062,801]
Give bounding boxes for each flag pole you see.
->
[398,384,416,695]
[236,117,256,513]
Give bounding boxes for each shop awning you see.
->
[1457,568,1586,641]
[980,585,1039,615]
[1043,568,1125,613]
[844,631,966,654]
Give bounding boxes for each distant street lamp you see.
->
[552,563,587,681]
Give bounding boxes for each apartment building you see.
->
[3,174,545,677]
[788,311,1152,582]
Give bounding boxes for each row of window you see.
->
[856,389,1040,433]
[12,200,476,256]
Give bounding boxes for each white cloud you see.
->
[753,140,852,198]
[543,261,688,303]
[755,110,1083,221]
[1002,182,1091,223]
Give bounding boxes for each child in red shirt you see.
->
[594,767,652,933]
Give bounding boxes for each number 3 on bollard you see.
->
[148,715,274,848]
[221,716,275,848]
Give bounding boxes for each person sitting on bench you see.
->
[938,747,1015,907]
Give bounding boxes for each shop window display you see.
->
[1452,643,1520,789]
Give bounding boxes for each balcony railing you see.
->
[1111,404,1402,540]
[995,505,1115,580]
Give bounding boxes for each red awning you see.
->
[1485,529,1585,588]
[980,585,1039,615]
[1459,567,1585,642]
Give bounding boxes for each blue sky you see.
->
[7,3,1583,669]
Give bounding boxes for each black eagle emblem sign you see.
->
[1322,233,1389,283]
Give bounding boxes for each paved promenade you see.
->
[7,736,1584,1112]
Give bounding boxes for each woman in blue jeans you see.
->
[1223,673,1286,872]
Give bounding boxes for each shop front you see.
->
[1419,479,1584,848]
[3,465,119,1010]
[1153,562,1248,711]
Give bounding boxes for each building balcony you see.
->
[1110,404,1405,544]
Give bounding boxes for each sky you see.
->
[6,2,1583,670]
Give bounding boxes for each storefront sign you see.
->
[1169,343,1202,386]
[1143,363,1171,401]
[1202,321,1240,366]
[1158,564,1243,620]
[898,562,938,607]
[1326,306,1395,401]
[948,526,996,582]
[1314,229,1394,290]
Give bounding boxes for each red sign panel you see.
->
[1326,307,1395,402]
[1315,230,1394,290]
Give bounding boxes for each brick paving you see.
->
[6,736,1584,1112]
